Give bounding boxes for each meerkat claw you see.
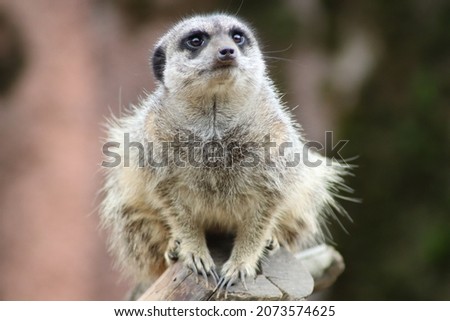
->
[240,271,248,291]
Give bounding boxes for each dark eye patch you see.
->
[230,28,249,47]
[181,30,209,51]
[152,46,166,82]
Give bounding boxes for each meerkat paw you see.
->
[164,239,181,264]
[265,236,280,255]
[216,259,257,298]
[178,244,218,286]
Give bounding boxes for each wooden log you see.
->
[295,244,345,292]
[139,250,312,301]
[138,236,343,301]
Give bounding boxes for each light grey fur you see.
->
[100,14,351,291]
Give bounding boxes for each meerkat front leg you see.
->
[218,210,275,293]
[165,209,219,284]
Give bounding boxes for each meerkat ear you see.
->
[152,46,166,82]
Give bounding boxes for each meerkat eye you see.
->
[232,32,245,46]
[186,34,205,49]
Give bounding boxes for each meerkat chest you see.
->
[170,133,282,201]
[171,123,267,171]
[154,108,287,203]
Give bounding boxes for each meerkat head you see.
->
[151,14,266,97]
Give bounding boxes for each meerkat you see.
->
[100,14,352,296]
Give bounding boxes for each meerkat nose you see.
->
[218,47,236,62]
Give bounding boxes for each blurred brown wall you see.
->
[0,0,171,300]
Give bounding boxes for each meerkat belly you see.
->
[171,162,282,229]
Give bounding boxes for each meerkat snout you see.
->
[217,46,236,62]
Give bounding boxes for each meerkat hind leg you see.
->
[164,239,180,263]
[265,236,280,254]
